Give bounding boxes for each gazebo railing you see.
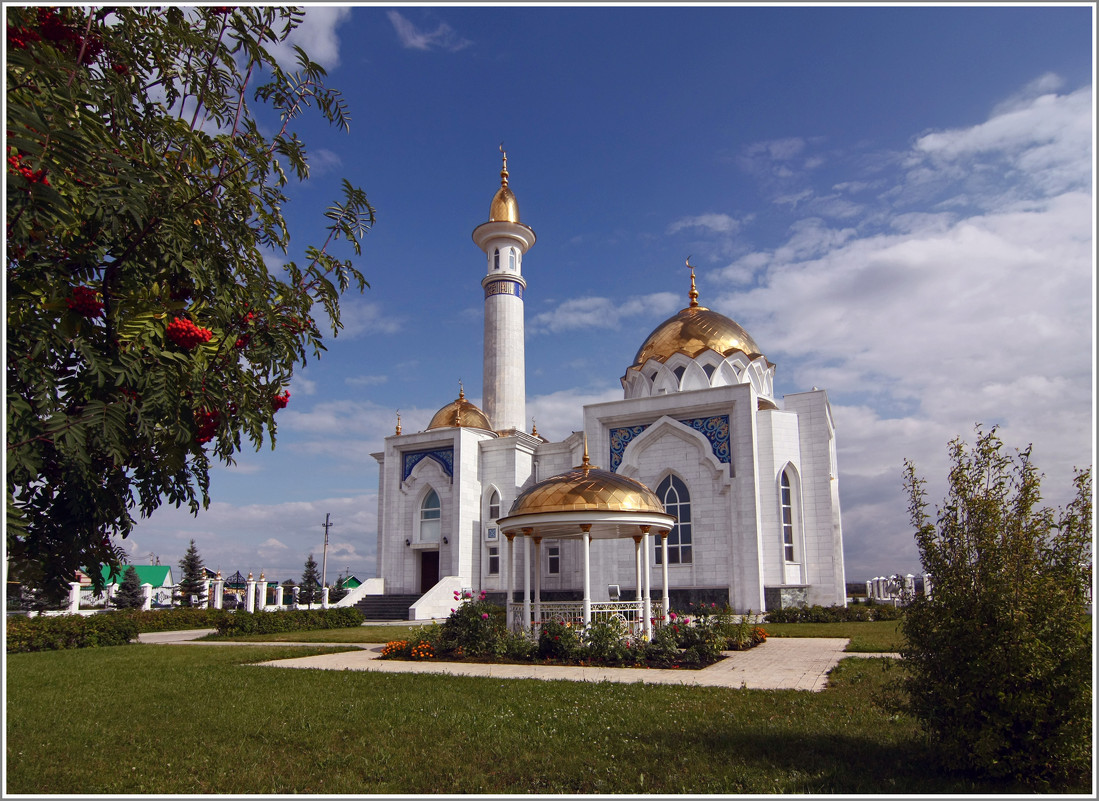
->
[508,600,664,635]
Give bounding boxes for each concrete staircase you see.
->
[354,594,421,621]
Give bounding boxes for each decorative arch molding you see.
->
[616,415,728,482]
[401,447,454,482]
[623,352,776,403]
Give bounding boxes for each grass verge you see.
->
[763,620,904,652]
[6,641,1043,793]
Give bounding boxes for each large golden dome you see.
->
[630,263,763,368]
[488,149,520,223]
[427,387,492,431]
[507,452,666,517]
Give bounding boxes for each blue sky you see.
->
[122,3,1095,587]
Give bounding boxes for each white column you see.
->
[141,583,152,611]
[245,575,256,613]
[258,573,266,610]
[522,530,532,633]
[581,525,592,627]
[106,584,116,608]
[533,536,542,633]
[321,586,330,609]
[641,526,652,639]
[68,581,81,614]
[274,585,284,608]
[292,586,301,609]
[633,535,642,632]
[505,533,515,632]
[661,530,670,625]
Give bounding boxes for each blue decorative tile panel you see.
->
[402,447,455,481]
[609,415,730,471]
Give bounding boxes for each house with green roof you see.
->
[100,564,174,588]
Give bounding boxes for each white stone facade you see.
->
[372,163,846,614]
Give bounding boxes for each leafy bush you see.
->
[581,618,631,665]
[124,607,228,632]
[900,427,1093,789]
[537,618,581,660]
[213,607,363,636]
[437,592,506,657]
[764,603,903,624]
[7,613,139,653]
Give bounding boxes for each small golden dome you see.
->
[631,260,763,368]
[427,385,492,431]
[507,449,666,517]
[488,146,520,223]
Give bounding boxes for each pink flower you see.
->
[481,613,489,620]
[669,612,677,621]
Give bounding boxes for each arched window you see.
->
[493,248,500,270]
[655,475,692,564]
[488,490,500,520]
[419,489,441,542]
[509,248,516,270]
[780,471,795,562]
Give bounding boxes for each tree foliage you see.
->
[175,539,206,608]
[299,553,320,606]
[900,426,1092,789]
[112,565,145,609]
[6,7,374,601]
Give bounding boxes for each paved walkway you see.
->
[138,629,899,692]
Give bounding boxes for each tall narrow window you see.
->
[547,543,560,575]
[509,248,516,270]
[781,472,795,562]
[488,490,500,520]
[655,475,692,564]
[493,248,500,270]
[487,546,500,575]
[420,489,441,542]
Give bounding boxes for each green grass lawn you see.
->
[200,620,905,653]
[6,642,1040,794]
[763,620,904,652]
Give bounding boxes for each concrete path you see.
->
[136,629,898,691]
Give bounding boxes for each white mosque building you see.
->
[369,153,846,621]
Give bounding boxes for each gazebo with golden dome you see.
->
[495,441,675,637]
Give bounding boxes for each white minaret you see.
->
[472,148,536,433]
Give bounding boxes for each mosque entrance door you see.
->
[420,550,439,592]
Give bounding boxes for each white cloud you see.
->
[530,292,680,335]
[528,386,623,442]
[387,11,472,53]
[667,213,742,235]
[346,374,389,387]
[328,299,403,338]
[269,7,352,71]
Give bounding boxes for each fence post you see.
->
[142,583,152,611]
[274,584,284,608]
[321,586,330,610]
[213,574,224,609]
[68,582,80,614]
[291,586,300,609]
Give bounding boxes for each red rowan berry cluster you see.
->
[272,391,291,411]
[7,8,105,64]
[194,408,219,445]
[7,148,49,185]
[166,317,212,349]
[66,286,104,318]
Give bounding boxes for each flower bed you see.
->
[381,593,767,670]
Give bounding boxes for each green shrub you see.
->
[437,594,506,657]
[6,613,139,653]
[581,617,631,665]
[764,603,903,624]
[537,618,581,660]
[901,427,1093,789]
[214,607,364,636]
[639,625,680,667]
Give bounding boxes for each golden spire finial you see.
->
[531,417,538,437]
[686,256,699,308]
[458,379,464,400]
[395,410,402,436]
[580,434,592,471]
[499,143,509,187]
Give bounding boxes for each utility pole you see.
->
[321,513,332,589]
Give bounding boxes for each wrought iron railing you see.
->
[507,600,664,634]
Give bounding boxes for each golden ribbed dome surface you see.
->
[427,389,492,431]
[631,305,763,368]
[508,461,666,517]
[489,185,520,223]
